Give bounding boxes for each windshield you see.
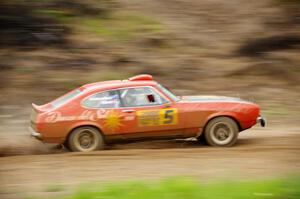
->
[51,89,83,108]
[157,84,179,101]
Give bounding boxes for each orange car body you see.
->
[30,74,263,144]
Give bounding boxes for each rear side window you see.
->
[52,89,83,108]
[82,90,120,108]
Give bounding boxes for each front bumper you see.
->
[29,126,43,140]
[257,116,266,127]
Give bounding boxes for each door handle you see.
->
[122,109,135,113]
[164,103,172,108]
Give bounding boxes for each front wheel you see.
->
[68,126,105,152]
[204,117,239,147]
[196,133,207,145]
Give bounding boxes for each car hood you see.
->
[180,95,249,103]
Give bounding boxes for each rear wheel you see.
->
[68,126,105,152]
[204,117,239,147]
[63,141,71,151]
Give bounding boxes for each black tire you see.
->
[63,141,71,151]
[196,133,207,145]
[204,117,239,147]
[68,126,105,152]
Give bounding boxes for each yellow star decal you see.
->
[103,110,123,131]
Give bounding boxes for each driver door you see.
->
[118,86,184,139]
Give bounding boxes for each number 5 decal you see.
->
[163,110,174,124]
[160,108,178,125]
[137,108,178,127]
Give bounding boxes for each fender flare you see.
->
[202,112,242,134]
[64,121,105,143]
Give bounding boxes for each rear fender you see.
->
[65,121,104,142]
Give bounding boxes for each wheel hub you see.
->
[211,122,233,144]
[79,132,94,148]
[216,128,229,140]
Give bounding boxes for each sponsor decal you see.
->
[103,110,123,131]
[88,95,120,107]
[137,108,178,127]
[45,108,179,130]
[45,109,124,131]
[45,110,98,123]
[45,109,110,123]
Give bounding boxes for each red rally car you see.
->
[30,74,266,152]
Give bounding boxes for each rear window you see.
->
[82,90,120,108]
[52,89,83,108]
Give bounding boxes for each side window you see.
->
[82,90,120,108]
[119,87,167,107]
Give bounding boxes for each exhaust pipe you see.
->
[257,116,266,127]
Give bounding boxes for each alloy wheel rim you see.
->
[79,131,94,149]
[74,129,98,151]
[210,122,234,145]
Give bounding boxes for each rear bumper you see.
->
[29,126,43,140]
[257,116,266,127]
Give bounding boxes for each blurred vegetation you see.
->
[78,11,163,41]
[0,0,299,118]
[237,35,300,57]
[37,175,300,199]
[0,0,68,46]
[0,0,163,45]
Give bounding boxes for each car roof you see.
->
[80,75,158,92]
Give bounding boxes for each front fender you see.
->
[204,111,242,130]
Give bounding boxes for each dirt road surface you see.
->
[0,123,299,199]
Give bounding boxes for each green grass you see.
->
[79,11,164,41]
[35,7,164,42]
[35,9,67,19]
[45,175,300,199]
